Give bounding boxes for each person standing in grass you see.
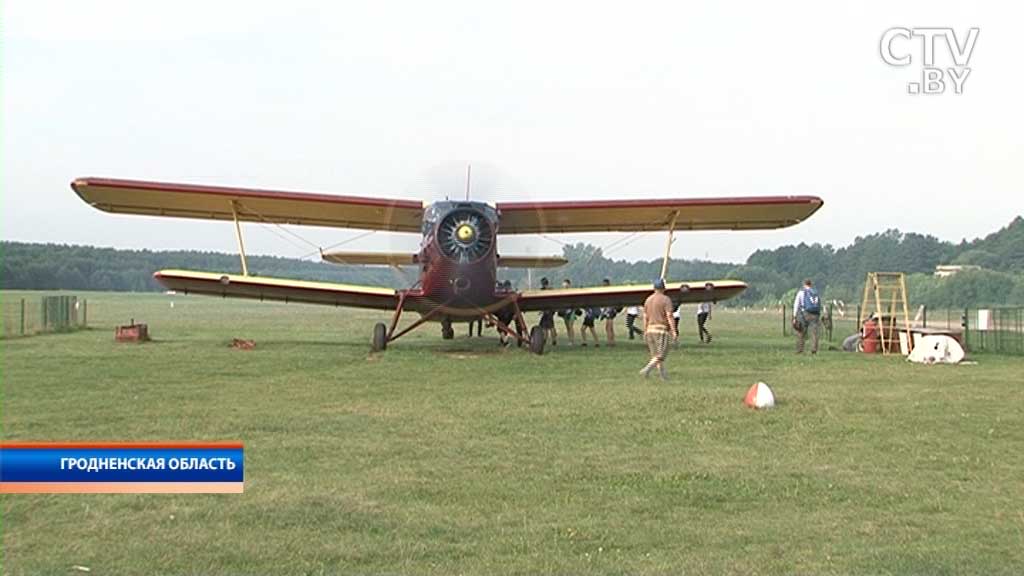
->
[624,305,642,339]
[467,317,482,337]
[696,301,713,343]
[557,278,577,345]
[793,278,821,354]
[580,306,601,347]
[539,277,557,346]
[601,278,619,347]
[640,278,678,380]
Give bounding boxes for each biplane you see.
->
[72,177,822,354]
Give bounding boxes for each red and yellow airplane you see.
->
[72,177,822,353]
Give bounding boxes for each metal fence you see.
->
[964,307,1024,355]
[1,296,89,338]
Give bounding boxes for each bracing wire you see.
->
[235,199,381,262]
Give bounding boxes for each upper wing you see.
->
[72,177,423,233]
[155,270,400,309]
[496,196,822,234]
[518,280,747,312]
[318,251,568,268]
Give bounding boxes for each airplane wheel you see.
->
[372,322,388,352]
[442,326,455,340]
[529,326,545,355]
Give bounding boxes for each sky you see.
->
[3,1,1022,265]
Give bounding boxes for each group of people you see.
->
[538,278,627,348]
[535,276,716,381]
[469,276,823,380]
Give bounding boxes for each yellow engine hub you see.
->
[456,224,475,242]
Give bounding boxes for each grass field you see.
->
[2,291,1023,575]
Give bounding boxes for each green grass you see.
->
[2,291,1023,575]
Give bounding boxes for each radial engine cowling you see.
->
[437,209,494,263]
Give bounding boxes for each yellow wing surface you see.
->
[496,196,822,234]
[155,270,400,309]
[320,250,567,268]
[72,178,423,232]
[517,280,747,312]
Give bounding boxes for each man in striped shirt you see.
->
[639,278,678,380]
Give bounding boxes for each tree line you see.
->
[2,216,1022,308]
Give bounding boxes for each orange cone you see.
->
[744,382,775,409]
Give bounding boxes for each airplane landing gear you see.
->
[441,317,454,340]
[372,322,388,351]
[529,326,545,355]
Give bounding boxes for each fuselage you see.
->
[413,200,507,317]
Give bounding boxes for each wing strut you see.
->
[660,210,679,280]
[231,201,249,276]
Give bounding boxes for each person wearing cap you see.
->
[640,278,678,380]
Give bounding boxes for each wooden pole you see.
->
[899,273,912,353]
[231,201,250,276]
[660,211,679,280]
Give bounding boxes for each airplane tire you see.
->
[529,326,545,355]
[372,322,388,352]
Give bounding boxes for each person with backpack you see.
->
[793,279,822,354]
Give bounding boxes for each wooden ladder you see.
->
[858,272,914,355]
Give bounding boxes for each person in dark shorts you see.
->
[538,277,557,346]
[696,301,713,343]
[468,317,482,337]
[624,305,642,339]
[557,278,577,345]
[580,306,601,347]
[601,278,620,347]
[496,280,516,346]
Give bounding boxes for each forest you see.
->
[3,217,1022,308]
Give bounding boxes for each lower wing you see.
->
[154,270,400,310]
[517,280,746,312]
